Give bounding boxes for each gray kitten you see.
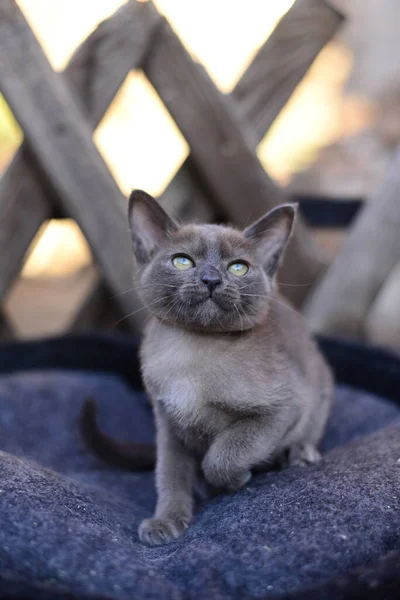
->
[83,190,333,547]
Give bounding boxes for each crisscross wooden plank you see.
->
[142,0,343,305]
[232,0,343,145]
[366,261,400,346]
[79,0,342,320]
[161,0,343,212]
[0,0,343,333]
[0,0,162,329]
[305,144,400,337]
[157,0,343,305]
[0,0,161,315]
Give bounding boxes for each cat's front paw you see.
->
[138,516,190,546]
[202,457,251,491]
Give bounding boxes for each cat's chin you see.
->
[152,294,264,333]
[197,295,235,318]
[204,294,239,312]
[163,304,257,334]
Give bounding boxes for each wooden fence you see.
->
[0,0,343,337]
[4,0,396,345]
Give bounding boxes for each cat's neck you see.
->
[148,315,261,338]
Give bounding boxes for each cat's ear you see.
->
[244,204,297,278]
[128,190,178,265]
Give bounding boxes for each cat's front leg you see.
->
[202,415,283,491]
[139,403,196,546]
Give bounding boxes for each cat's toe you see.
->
[287,443,321,467]
[138,516,189,546]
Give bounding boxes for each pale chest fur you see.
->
[141,325,231,434]
[140,321,291,439]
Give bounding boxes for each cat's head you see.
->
[128,190,296,332]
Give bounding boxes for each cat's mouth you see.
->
[204,293,237,312]
[177,288,242,320]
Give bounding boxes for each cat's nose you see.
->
[201,270,222,294]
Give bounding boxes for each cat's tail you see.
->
[80,397,156,471]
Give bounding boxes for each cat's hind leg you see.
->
[286,443,321,467]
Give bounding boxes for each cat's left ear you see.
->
[243,204,297,278]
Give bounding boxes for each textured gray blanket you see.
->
[0,365,399,600]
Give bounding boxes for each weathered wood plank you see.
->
[0,160,53,304]
[0,0,342,330]
[366,261,400,347]
[233,0,344,145]
[304,144,400,336]
[0,0,161,312]
[143,1,332,305]
[0,1,148,328]
[65,2,161,129]
[160,0,344,214]
[69,272,128,332]
[77,0,343,319]
[160,0,343,219]
[0,0,161,329]
[144,18,285,225]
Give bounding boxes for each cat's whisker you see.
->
[111,287,140,299]
[240,293,300,316]
[159,297,181,326]
[112,283,177,299]
[242,301,286,336]
[241,309,257,338]
[232,237,251,253]
[113,294,173,326]
[174,299,188,326]
[246,301,286,334]
[233,303,244,333]
[241,212,253,231]
[139,284,177,289]
[276,281,311,288]
[113,307,148,326]
[238,282,261,291]
[247,226,286,241]
[238,280,310,290]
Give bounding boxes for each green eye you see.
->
[172,255,195,270]
[228,262,249,276]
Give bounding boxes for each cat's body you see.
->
[142,294,332,461]
[81,191,334,547]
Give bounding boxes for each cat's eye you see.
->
[172,255,195,270]
[228,262,249,276]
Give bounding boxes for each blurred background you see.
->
[1,0,400,346]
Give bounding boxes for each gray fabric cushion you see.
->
[0,370,399,599]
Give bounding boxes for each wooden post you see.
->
[143,0,342,305]
[85,0,343,315]
[305,144,400,336]
[365,261,400,347]
[233,0,344,144]
[0,0,343,332]
[161,0,344,219]
[0,0,161,329]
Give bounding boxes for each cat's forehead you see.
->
[171,224,250,259]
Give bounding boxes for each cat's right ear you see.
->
[128,190,178,266]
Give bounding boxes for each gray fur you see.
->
[129,190,334,546]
